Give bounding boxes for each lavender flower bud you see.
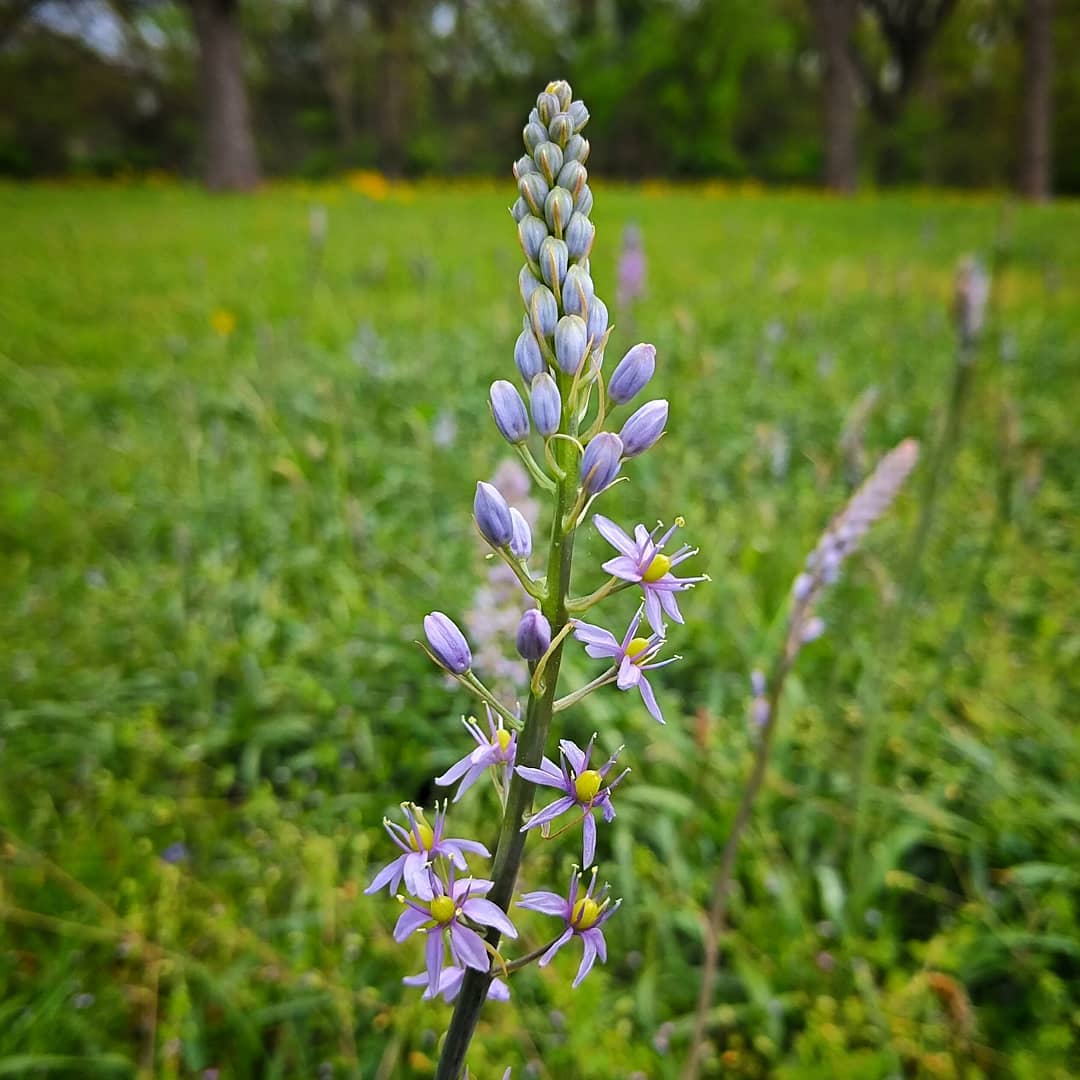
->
[536,91,560,125]
[519,265,541,308]
[750,669,767,697]
[554,315,589,376]
[510,197,529,223]
[509,507,532,559]
[564,212,595,262]
[567,99,590,132]
[575,184,594,217]
[513,154,538,179]
[564,134,590,164]
[514,327,544,383]
[516,609,551,661]
[518,215,547,263]
[528,107,540,125]
[530,285,558,341]
[557,161,588,200]
[792,572,814,601]
[539,236,569,289]
[490,380,530,444]
[802,616,826,643]
[619,399,668,457]
[544,187,573,236]
[519,172,549,217]
[548,113,574,147]
[581,432,623,494]
[524,121,547,154]
[474,481,513,547]
[586,295,609,345]
[424,612,471,674]
[607,343,656,404]
[549,80,573,112]
[534,142,564,186]
[530,372,562,436]
[562,264,594,318]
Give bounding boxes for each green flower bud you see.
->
[548,112,574,147]
[539,236,569,290]
[557,160,587,199]
[519,172,549,217]
[548,80,573,112]
[536,91,560,125]
[544,187,573,237]
[568,100,590,132]
[530,284,558,340]
[518,215,548,263]
[534,141,564,186]
[564,134,590,164]
[524,121,547,154]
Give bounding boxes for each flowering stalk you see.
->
[683,439,919,1080]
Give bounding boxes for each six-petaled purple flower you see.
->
[435,706,517,802]
[365,803,490,900]
[516,737,628,867]
[593,514,705,635]
[518,866,621,987]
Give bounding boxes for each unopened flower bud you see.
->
[490,380,530,444]
[519,265,541,308]
[511,197,529,223]
[516,609,551,661]
[524,121,547,154]
[513,155,538,180]
[536,91,560,125]
[548,113,574,147]
[519,172,549,217]
[564,212,595,261]
[474,481,513,547]
[554,315,589,375]
[530,285,559,341]
[534,142,564,186]
[581,432,623,494]
[544,187,573,236]
[564,134,590,164]
[567,100,590,132]
[509,507,532,559]
[518,215,547,262]
[557,163,588,202]
[562,264,594,318]
[548,80,573,112]
[586,295,609,345]
[424,612,471,674]
[792,572,814,601]
[607,343,656,404]
[575,184,594,216]
[515,327,545,383]
[619,399,668,457]
[539,236,569,289]
[530,372,562,436]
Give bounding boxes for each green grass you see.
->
[1,180,1078,1079]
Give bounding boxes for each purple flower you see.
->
[572,608,678,725]
[402,965,509,1003]
[365,803,490,900]
[393,871,517,995]
[516,737,628,867]
[592,514,705,635]
[435,707,517,802]
[518,867,621,987]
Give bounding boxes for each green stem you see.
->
[434,434,578,1080]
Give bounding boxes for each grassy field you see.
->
[1,180,1078,1079]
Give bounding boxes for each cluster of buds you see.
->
[366,81,705,1075]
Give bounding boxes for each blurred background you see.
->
[2,3,1078,1080]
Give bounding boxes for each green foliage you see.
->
[1,182,1078,1077]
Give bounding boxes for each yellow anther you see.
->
[643,553,671,582]
[496,728,513,753]
[429,895,455,923]
[626,637,651,661]
[574,769,602,803]
[571,896,602,930]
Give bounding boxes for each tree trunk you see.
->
[189,0,260,191]
[371,0,410,177]
[1019,0,1054,201]
[810,0,859,193]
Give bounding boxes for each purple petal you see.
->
[451,876,494,901]
[559,739,587,774]
[452,763,489,801]
[584,926,608,963]
[602,555,643,581]
[601,797,616,823]
[573,933,600,987]
[488,978,510,1002]
[393,904,430,943]
[593,514,637,556]
[573,621,620,652]
[516,765,568,790]
[435,753,475,787]
[437,966,465,1002]
[425,929,444,996]
[638,675,665,724]
[462,898,518,938]
[517,890,568,916]
[403,971,430,990]
[643,589,665,636]
[364,854,406,895]
[658,588,685,623]
[582,812,597,867]
[449,922,489,972]
[403,852,434,900]
[616,654,641,691]
[443,837,491,859]
[521,795,576,831]
[539,927,574,967]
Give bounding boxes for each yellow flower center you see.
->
[429,895,455,924]
[571,896,602,930]
[626,637,651,662]
[574,769,602,802]
[643,553,671,582]
[408,822,435,852]
[496,728,513,753]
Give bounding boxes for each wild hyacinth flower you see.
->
[518,867,621,987]
[365,803,490,900]
[517,738,628,867]
[403,966,510,1003]
[593,515,706,634]
[572,608,678,724]
[435,707,517,803]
